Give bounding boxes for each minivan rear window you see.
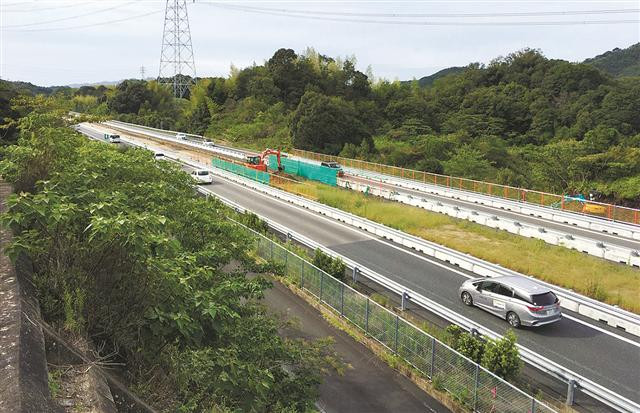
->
[531,292,557,306]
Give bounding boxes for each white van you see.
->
[103,133,121,143]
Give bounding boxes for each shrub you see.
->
[446,325,522,380]
[312,249,347,281]
[481,330,523,381]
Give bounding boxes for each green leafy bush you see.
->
[312,248,347,281]
[0,105,337,411]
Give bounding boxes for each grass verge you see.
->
[273,179,640,314]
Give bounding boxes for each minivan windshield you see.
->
[531,292,557,306]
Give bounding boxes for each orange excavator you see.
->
[245,149,285,172]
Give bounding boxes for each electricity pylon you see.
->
[158,0,196,98]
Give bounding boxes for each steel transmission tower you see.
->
[158,0,196,98]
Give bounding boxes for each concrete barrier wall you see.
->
[342,167,640,240]
[337,179,636,267]
[117,127,640,337]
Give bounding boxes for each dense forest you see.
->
[2,44,639,204]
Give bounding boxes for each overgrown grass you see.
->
[273,180,640,313]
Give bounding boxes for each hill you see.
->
[414,66,465,87]
[1,79,71,96]
[583,43,640,77]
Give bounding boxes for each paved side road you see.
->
[262,279,450,413]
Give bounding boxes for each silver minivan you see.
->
[458,276,562,328]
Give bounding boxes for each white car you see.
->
[176,133,187,140]
[203,139,215,147]
[191,170,213,184]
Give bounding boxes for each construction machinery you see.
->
[245,149,285,172]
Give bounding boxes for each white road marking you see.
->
[86,124,640,348]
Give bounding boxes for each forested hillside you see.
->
[584,43,640,77]
[413,66,465,87]
[4,46,639,204]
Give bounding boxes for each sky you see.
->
[1,0,639,86]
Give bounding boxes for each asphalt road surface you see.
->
[263,279,450,413]
[78,124,640,406]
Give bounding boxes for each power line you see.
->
[201,3,640,18]
[1,1,94,13]
[1,9,163,32]
[206,4,640,26]
[1,2,135,28]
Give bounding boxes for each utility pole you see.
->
[158,0,196,98]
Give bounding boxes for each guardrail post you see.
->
[340,283,345,316]
[394,315,399,354]
[430,337,436,379]
[270,241,274,260]
[566,379,576,405]
[530,398,536,413]
[472,364,479,410]
[352,266,359,283]
[365,298,370,334]
[320,272,324,302]
[300,260,305,288]
[401,292,409,311]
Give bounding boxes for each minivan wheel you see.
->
[461,292,473,306]
[507,312,521,328]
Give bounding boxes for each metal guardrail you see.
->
[107,119,640,243]
[197,186,639,413]
[292,148,640,227]
[232,218,559,413]
[339,178,639,267]
[103,120,640,337]
[80,125,639,412]
[105,120,640,239]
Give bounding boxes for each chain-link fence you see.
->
[239,223,557,413]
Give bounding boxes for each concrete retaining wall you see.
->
[0,181,61,413]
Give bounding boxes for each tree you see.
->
[206,77,229,105]
[1,109,339,411]
[107,79,152,114]
[291,91,371,154]
[582,125,620,153]
[189,99,212,135]
[443,146,494,180]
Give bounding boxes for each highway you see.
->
[199,170,640,403]
[104,120,640,259]
[343,174,640,250]
[79,123,640,408]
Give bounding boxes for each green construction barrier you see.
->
[212,157,270,185]
[269,155,338,186]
